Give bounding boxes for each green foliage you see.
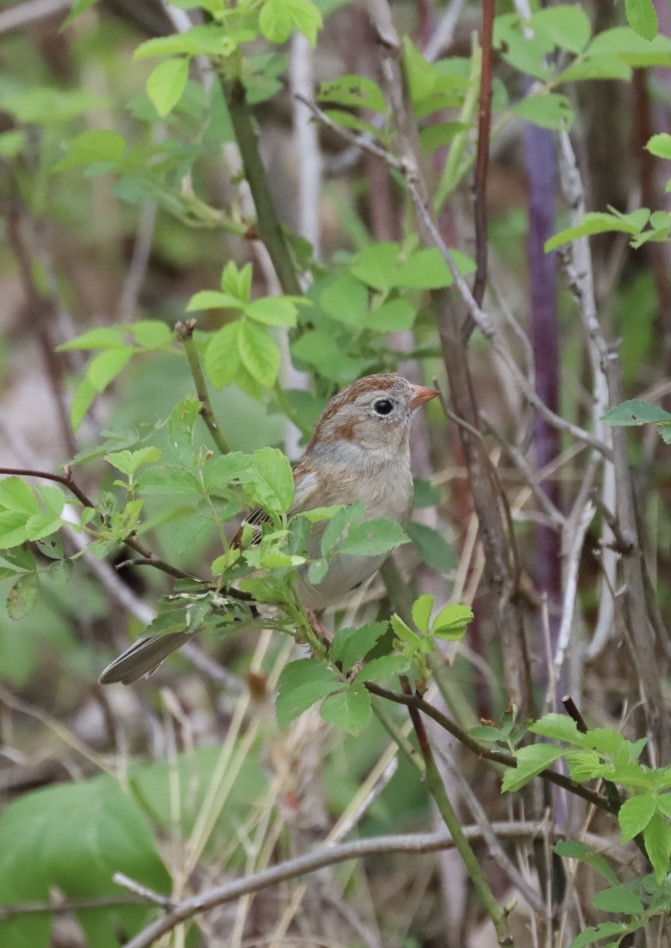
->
[603,398,671,444]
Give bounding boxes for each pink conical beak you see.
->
[409,384,440,409]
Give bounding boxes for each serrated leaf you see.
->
[514,92,574,131]
[0,512,29,550]
[321,684,371,735]
[204,321,242,388]
[390,613,423,648]
[502,744,565,792]
[592,884,644,915]
[530,713,584,746]
[362,298,416,332]
[570,923,635,948]
[276,659,341,726]
[643,811,671,881]
[320,503,365,557]
[245,297,298,327]
[338,518,409,557]
[432,603,473,640]
[357,653,412,682]
[319,274,368,326]
[250,447,294,515]
[0,478,38,515]
[406,521,457,574]
[618,794,657,842]
[546,211,649,252]
[350,242,400,292]
[602,398,671,428]
[168,396,201,459]
[187,290,241,312]
[24,514,61,542]
[331,621,388,673]
[7,572,39,619]
[411,594,434,634]
[238,320,281,387]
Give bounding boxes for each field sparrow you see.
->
[99,374,438,684]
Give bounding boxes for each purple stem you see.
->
[524,115,562,695]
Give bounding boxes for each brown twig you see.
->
[366,683,615,814]
[471,0,495,310]
[175,319,230,455]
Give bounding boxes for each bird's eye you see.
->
[373,398,394,416]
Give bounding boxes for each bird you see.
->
[99,373,439,685]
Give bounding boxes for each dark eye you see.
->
[373,398,394,416]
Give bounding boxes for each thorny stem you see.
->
[399,676,513,945]
[220,76,302,297]
[175,320,230,455]
[366,683,615,815]
[471,0,495,310]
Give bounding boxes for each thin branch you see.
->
[365,683,615,814]
[399,676,513,944]
[220,76,302,296]
[175,320,230,454]
[122,821,572,948]
[0,894,144,922]
[471,0,495,308]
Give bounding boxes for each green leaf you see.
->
[618,794,657,842]
[643,811,671,881]
[656,792,671,819]
[514,92,574,131]
[134,26,237,60]
[187,290,242,312]
[646,132,671,159]
[331,621,388,673]
[0,478,38,515]
[146,58,189,117]
[318,74,387,112]
[529,713,584,746]
[168,396,201,459]
[250,447,295,515]
[319,274,368,326]
[432,603,473,640]
[0,512,29,550]
[0,774,170,943]
[338,518,409,557]
[362,299,416,332]
[413,478,441,508]
[592,884,644,915]
[545,211,649,252]
[502,744,565,792]
[531,5,592,53]
[7,572,40,620]
[130,321,173,350]
[395,247,464,289]
[221,260,253,300]
[570,923,636,948]
[205,321,242,388]
[390,613,423,649]
[105,447,162,478]
[53,129,126,172]
[24,513,62,542]
[411,594,434,634]
[320,503,365,557]
[357,653,412,682]
[350,242,400,292]
[259,0,323,45]
[276,659,341,726]
[57,326,127,351]
[554,840,619,885]
[238,320,281,387]
[321,684,371,734]
[40,486,65,518]
[245,297,298,327]
[625,0,658,41]
[603,398,671,428]
[406,521,457,574]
